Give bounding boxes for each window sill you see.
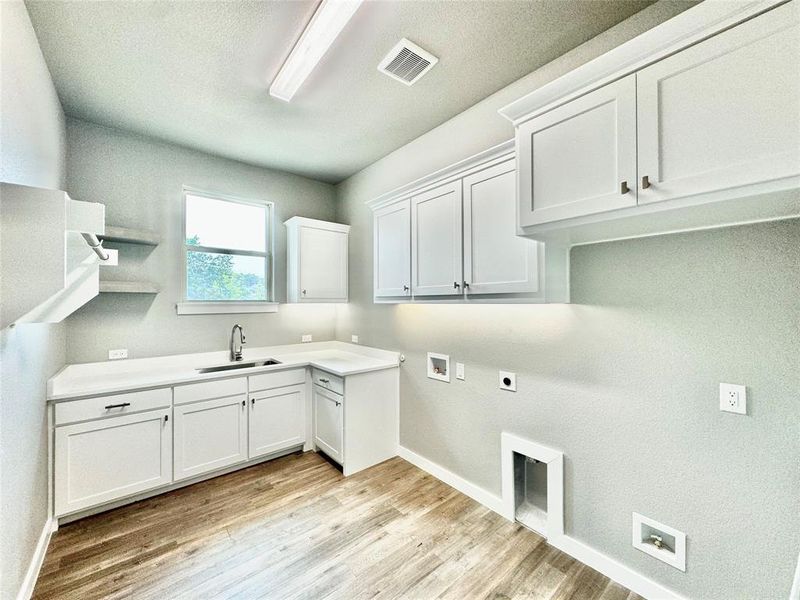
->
[176,302,279,315]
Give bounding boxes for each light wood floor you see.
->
[34,452,642,600]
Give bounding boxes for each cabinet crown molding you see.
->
[366,140,514,211]
[284,216,351,233]
[498,0,787,126]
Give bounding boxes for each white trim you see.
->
[400,444,686,600]
[500,432,564,539]
[498,0,785,125]
[548,534,687,600]
[176,301,279,315]
[790,550,800,600]
[16,517,54,600]
[397,446,504,515]
[366,140,514,210]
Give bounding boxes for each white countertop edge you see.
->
[48,341,400,402]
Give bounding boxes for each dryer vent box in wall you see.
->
[378,38,438,86]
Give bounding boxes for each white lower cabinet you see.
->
[54,408,172,516]
[173,394,248,481]
[249,384,305,459]
[313,384,343,464]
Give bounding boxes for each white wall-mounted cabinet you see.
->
[368,142,563,303]
[373,200,411,297]
[54,407,172,516]
[1,182,106,329]
[285,217,350,303]
[411,181,463,296]
[463,159,540,294]
[500,0,800,245]
[517,75,637,227]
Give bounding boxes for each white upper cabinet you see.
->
[499,0,800,245]
[463,159,540,295]
[285,217,350,303]
[411,181,463,296]
[517,75,637,226]
[373,199,411,297]
[636,2,800,204]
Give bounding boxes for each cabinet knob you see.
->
[463,281,470,289]
[164,414,169,422]
[641,175,651,189]
[403,285,409,292]
[241,399,245,407]
[453,281,460,289]
[302,289,307,295]
[620,181,629,195]
[251,397,255,405]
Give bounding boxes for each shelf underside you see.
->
[99,226,160,246]
[99,280,160,294]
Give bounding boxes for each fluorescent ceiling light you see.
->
[270,0,364,102]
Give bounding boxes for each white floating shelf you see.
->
[99,226,160,246]
[99,280,160,294]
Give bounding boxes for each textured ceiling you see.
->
[26,0,657,183]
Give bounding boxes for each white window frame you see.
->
[176,186,278,315]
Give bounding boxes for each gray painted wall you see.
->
[64,119,339,364]
[334,2,800,599]
[0,1,67,598]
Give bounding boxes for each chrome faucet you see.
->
[230,324,246,361]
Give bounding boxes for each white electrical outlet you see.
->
[108,349,128,360]
[301,334,312,343]
[719,383,746,414]
[456,362,465,380]
[499,370,516,392]
[351,335,359,344]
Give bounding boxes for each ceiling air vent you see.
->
[378,38,438,86]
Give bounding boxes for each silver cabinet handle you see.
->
[620,181,629,194]
[241,399,246,407]
[641,175,651,189]
[104,402,131,410]
[463,281,469,289]
[453,281,460,289]
[302,289,307,295]
[403,285,409,292]
[164,414,169,423]
[319,378,330,383]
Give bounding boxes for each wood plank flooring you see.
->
[33,452,642,600]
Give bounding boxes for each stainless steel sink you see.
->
[196,359,281,374]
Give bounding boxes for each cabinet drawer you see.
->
[55,387,172,426]
[174,376,246,406]
[311,369,343,395]
[249,368,306,393]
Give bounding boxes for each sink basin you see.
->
[196,359,281,374]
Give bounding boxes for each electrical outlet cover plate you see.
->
[351,335,359,344]
[499,370,516,392]
[456,362,465,380]
[108,348,128,360]
[719,383,746,414]
[301,334,312,343]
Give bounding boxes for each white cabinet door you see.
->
[249,384,305,459]
[374,199,411,298]
[463,159,540,295]
[299,225,348,302]
[637,3,800,204]
[313,385,343,464]
[411,181,463,296]
[173,395,247,481]
[55,408,172,516]
[517,74,637,226]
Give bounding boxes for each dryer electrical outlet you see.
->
[499,371,516,392]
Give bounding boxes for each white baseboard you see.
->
[398,445,504,515]
[397,445,685,600]
[16,517,53,600]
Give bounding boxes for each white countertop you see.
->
[48,341,400,402]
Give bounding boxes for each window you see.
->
[178,188,275,314]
